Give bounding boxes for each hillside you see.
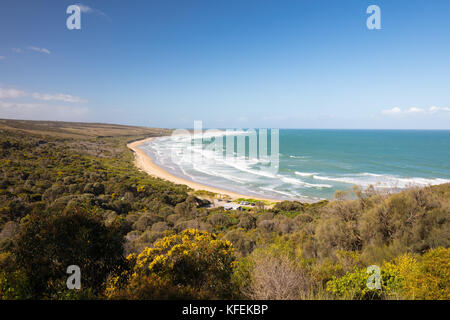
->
[0,119,448,300]
[0,118,172,139]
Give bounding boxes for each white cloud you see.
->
[0,86,86,104]
[0,101,43,110]
[0,88,27,99]
[75,3,110,20]
[0,86,89,121]
[382,106,450,116]
[0,100,90,121]
[429,106,450,113]
[31,92,87,104]
[12,46,51,54]
[77,4,94,13]
[407,107,424,113]
[381,107,402,115]
[27,46,51,54]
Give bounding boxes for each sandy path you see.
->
[127,137,279,202]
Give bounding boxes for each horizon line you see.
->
[1,118,449,131]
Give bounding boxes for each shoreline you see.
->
[127,137,281,202]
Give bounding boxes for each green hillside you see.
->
[0,120,448,300]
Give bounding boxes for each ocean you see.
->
[138,130,450,202]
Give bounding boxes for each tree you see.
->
[106,229,237,299]
[14,207,126,298]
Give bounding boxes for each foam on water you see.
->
[312,173,450,189]
[139,130,450,201]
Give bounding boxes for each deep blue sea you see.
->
[139,130,450,201]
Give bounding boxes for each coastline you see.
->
[127,137,280,202]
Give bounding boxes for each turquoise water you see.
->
[140,130,450,201]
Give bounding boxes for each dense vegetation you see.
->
[0,120,448,300]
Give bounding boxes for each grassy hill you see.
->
[0,118,172,139]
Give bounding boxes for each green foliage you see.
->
[272,200,305,214]
[106,229,237,299]
[0,124,449,300]
[326,247,450,300]
[326,266,387,300]
[14,207,126,298]
[0,269,30,300]
[0,250,30,300]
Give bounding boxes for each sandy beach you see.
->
[127,137,279,202]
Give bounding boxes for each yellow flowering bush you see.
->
[326,247,450,300]
[384,247,449,300]
[326,266,390,299]
[106,229,236,299]
[417,247,450,299]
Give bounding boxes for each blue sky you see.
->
[0,0,449,129]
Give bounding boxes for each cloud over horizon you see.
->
[0,87,86,103]
[0,100,89,121]
[0,86,89,121]
[381,106,450,116]
[31,92,87,104]
[0,88,28,99]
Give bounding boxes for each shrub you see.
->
[239,240,312,300]
[106,229,237,299]
[132,212,161,232]
[14,207,126,298]
[207,213,231,230]
[224,229,256,256]
[257,220,275,232]
[273,201,305,214]
[0,269,30,300]
[237,213,256,230]
[326,248,450,300]
[151,221,169,233]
